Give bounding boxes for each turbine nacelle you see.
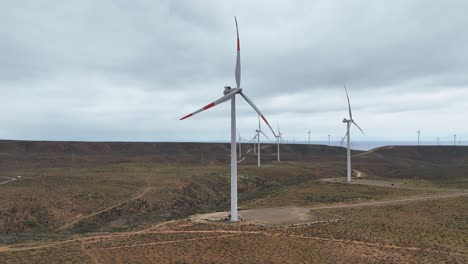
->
[223,87,242,95]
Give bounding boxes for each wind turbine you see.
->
[275,124,285,162]
[417,129,421,145]
[328,132,331,145]
[341,86,364,183]
[249,132,258,154]
[454,134,457,145]
[237,129,243,158]
[255,116,270,166]
[308,130,311,144]
[260,118,271,165]
[180,17,275,221]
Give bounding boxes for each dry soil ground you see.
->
[0,141,467,263]
[1,194,467,263]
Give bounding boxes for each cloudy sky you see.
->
[1,0,467,143]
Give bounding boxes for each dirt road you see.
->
[307,192,468,210]
[194,192,468,225]
[2,220,467,258]
[0,177,16,186]
[237,156,246,164]
[353,146,395,157]
[321,175,467,192]
[3,171,467,257]
[55,186,152,232]
[1,191,467,256]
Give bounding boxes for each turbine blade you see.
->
[352,121,365,135]
[344,85,352,120]
[237,129,241,139]
[180,91,235,120]
[259,130,271,141]
[239,92,276,137]
[234,16,241,88]
[341,130,349,145]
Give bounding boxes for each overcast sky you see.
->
[1,0,467,143]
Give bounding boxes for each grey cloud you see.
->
[0,0,467,141]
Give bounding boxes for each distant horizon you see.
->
[0,138,463,143]
[0,138,464,152]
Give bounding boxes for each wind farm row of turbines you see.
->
[236,118,285,166]
[240,128,462,149]
[179,17,462,222]
[237,117,462,160]
[418,130,462,146]
[236,83,363,185]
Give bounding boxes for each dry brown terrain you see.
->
[0,140,467,263]
[1,195,466,263]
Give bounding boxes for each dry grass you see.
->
[2,197,467,263]
[242,179,442,209]
[1,143,467,262]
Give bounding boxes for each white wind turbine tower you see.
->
[249,124,261,154]
[308,130,311,144]
[328,132,331,145]
[249,132,258,154]
[180,17,276,221]
[255,116,270,166]
[237,129,243,158]
[341,86,364,183]
[275,124,285,162]
[454,134,457,145]
[417,129,421,145]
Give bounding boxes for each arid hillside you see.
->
[353,146,468,189]
[0,140,350,236]
[0,141,467,263]
[0,140,348,169]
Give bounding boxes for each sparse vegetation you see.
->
[0,141,467,263]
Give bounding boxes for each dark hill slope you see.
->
[0,140,349,169]
[354,146,468,182]
[358,146,468,164]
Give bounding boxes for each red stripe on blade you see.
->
[204,102,215,110]
[180,113,193,120]
[261,115,276,137]
[237,38,240,51]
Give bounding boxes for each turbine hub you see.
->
[223,87,242,95]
